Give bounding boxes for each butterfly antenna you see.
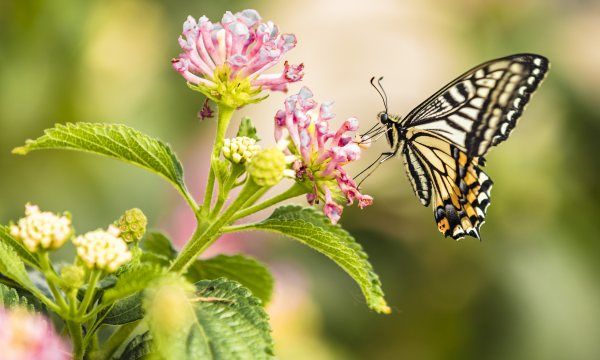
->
[370,76,388,113]
[377,77,389,113]
[361,123,382,137]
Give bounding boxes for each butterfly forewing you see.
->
[403,54,549,157]
[396,53,548,239]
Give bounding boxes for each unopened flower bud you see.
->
[145,276,195,335]
[247,147,287,187]
[9,203,73,252]
[116,208,147,243]
[73,225,132,273]
[60,265,85,290]
[222,136,261,164]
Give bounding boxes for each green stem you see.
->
[230,182,307,222]
[100,321,140,360]
[67,320,84,360]
[28,286,62,314]
[240,186,269,209]
[39,252,69,311]
[221,223,257,233]
[81,303,110,323]
[171,178,263,273]
[78,270,101,316]
[201,104,235,215]
[177,184,200,216]
[82,303,113,350]
[210,166,246,219]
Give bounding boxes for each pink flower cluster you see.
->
[275,87,373,223]
[172,9,304,94]
[0,308,70,360]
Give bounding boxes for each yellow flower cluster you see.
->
[10,203,72,252]
[72,225,131,273]
[222,137,261,164]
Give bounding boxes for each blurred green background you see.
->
[1,0,600,359]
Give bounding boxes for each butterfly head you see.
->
[378,111,389,125]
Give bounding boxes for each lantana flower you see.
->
[275,87,373,223]
[0,307,70,360]
[222,136,261,164]
[10,203,72,253]
[172,9,304,109]
[73,225,132,273]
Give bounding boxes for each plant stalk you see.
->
[67,320,84,360]
[171,178,262,273]
[39,252,69,311]
[201,104,235,215]
[78,270,101,316]
[230,182,307,222]
[100,321,140,360]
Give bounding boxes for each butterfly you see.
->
[359,53,549,240]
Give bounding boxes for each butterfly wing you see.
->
[402,131,492,239]
[399,53,548,239]
[403,53,549,157]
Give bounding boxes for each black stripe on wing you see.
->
[401,54,549,157]
[466,54,549,156]
[406,132,493,240]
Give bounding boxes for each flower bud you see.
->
[247,147,287,187]
[60,264,85,290]
[9,203,73,253]
[144,276,196,357]
[73,225,132,273]
[144,276,194,333]
[116,208,147,243]
[222,136,261,164]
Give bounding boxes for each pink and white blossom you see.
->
[275,87,373,223]
[0,308,70,360]
[172,9,303,107]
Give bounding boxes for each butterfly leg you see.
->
[356,151,396,188]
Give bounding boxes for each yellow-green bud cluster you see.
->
[73,225,131,273]
[116,208,147,243]
[60,265,85,290]
[144,276,196,334]
[10,203,72,252]
[222,136,261,164]
[247,147,287,187]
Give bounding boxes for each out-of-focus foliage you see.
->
[2,0,599,359]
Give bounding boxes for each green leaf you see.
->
[147,278,274,359]
[190,278,274,359]
[238,205,390,314]
[0,226,40,268]
[0,241,34,291]
[0,283,37,311]
[103,292,144,325]
[13,123,188,194]
[236,117,260,141]
[140,232,177,266]
[118,332,152,360]
[187,254,274,304]
[103,263,165,304]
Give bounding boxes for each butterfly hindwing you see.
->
[402,143,432,206]
[403,131,493,239]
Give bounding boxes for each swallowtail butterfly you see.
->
[360,53,549,239]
